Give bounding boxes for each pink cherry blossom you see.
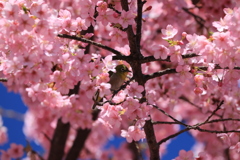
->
[96,1,108,13]
[7,143,24,159]
[175,150,194,160]
[127,82,144,98]
[121,125,145,143]
[0,150,11,160]
[96,9,115,26]
[213,18,228,31]
[97,82,111,97]
[2,2,19,20]
[162,25,178,40]
[17,14,35,31]
[30,3,49,19]
[194,74,204,86]
[169,45,184,64]
[119,10,135,28]
[151,44,170,59]
[75,17,88,31]
[212,31,233,49]
[1,0,240,159]
[176,65,192,81]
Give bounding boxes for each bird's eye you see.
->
[121,68,125,72]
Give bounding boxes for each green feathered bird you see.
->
[92,64,131,109]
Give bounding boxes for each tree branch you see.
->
[65,129,91,160]
[127,141,144,160]
[179,95,222,117]
[0,78,7,82]
[141,53,199,63]
[158,128,190,145]
[144,68,177,82]
[203,100,224,124]
[207,118,240,124]
[121,0,140,57]
[65,110,101,160]
[145,64,240,82]
[57,34,123,56]
[196,127,240,133]
[47,119,70,160]
[48,82,81,160]
[182,7,206,29]
[151,104,188,127]
[152,121,182,125]
[136,0,146,51]
[143,120,160,160]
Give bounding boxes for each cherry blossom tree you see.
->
[1,0,240,159]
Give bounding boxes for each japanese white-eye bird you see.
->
[92,64,131,109]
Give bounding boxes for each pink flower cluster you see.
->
[1,0,240,159]
[0,143,24,160]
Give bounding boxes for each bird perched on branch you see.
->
[92,64,131,109]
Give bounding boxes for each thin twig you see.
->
[151,104,188,127]
[182,7,205,28]
[207,118,240,124]
[179,95,221,117]
[196,127,240,133]
[204,100,224,123]
[152,121,181,125]
[158,128,190,145]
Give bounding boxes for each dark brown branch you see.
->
[121,0,140,57]
[65,129,91,160]
[208,118,240,124]
[141,53,199,63]
[0,78,7,82]
[198,65,240,70]
[182,7,205,28]
[144,68,177,82]
[145,64,240,82]
[144,120,160,160]
[65,109,100,160]
[43,132,51,142]
[30,150,45,160]
[224,148,231,160]
[48,82,81,160]
[136,0,146,51]
[184,101,224,129]
[58,34,123,56]
[108,4,121,14]
[152,121,182,125]
[112,55,132,61]
[157,121,240,145]
[158,128,190,145]
[47,119,70,160]
[179,95,222,117]
[196,127,240,133]
[204,100,224,123]
[127,141,143,160]
[151,104,188,127]
[64,25,102,159]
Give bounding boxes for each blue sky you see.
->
[0,83,195,159]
